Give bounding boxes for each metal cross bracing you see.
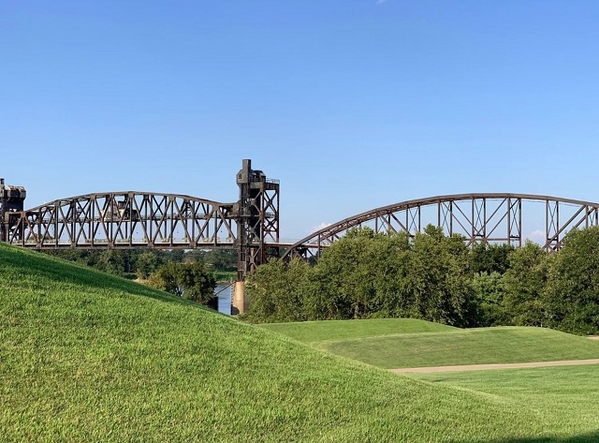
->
[4,192,237,250]
[283,193,599,261]
[4,167,599,275]
[1,160,281,281]
[235,159,281,280]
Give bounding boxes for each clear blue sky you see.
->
[2,1,599,240]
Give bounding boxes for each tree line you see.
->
[243,225,599,335]
[43,248,236,279]
[42,248,237,307]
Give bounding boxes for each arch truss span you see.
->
[5,191,240,249]
[284,193,599,261]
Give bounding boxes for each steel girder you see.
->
[235,159,281,280]
[6,192,238,249]
[4,159,281,281]
[7,190,599,268]
[283,193,599,261]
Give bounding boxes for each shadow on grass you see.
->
[466,430,599,443]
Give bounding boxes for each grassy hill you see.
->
[263,318,599,369]
[258,316,599,441]
[416,365,599,441]
[0,243,592,442]
[314,327,599,369]
[259,317,457,343]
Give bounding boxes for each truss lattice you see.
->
[284,193,599,260]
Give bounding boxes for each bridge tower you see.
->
[0,179,26,243]
[233,159,280,313]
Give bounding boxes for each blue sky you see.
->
[2,1,599,240]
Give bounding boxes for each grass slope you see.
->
[259,318,456,343]
[414,365,599,440]
[316,327,599,369]
[0,243,558,442]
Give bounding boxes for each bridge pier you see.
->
[233,159,280,313]
[231,280,248,315]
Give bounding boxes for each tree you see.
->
[244,258,311,322]
[149,262,217,308]
[135,251,163,279]
[407,225,476,327]
[203,249,237,271]
[305,228,411,320]
[545,226,599,334]
[502,241,550,327]
[315,227,379,319]
[96,249,126,276]
[471,271,507,326]
[470,243,515,275]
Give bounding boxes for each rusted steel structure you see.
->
[0,179,27,244]
[1,160,280,280]
[283,193,599,261]
[3,192,236,249]
[234,159,280,280]
[4,164,599,277]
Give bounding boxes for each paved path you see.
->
[390,358,599,374]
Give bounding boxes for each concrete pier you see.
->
[231,280,248,315]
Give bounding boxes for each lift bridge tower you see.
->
[0,179,27,243]
[232,159,280,313]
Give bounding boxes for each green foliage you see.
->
[245,258,311,322]
[135,250,164,279]
[95,249,128,276]
[408,226,475,326]
[246,226,477,326]
[149,261,217,307]
[247,224,599,334]
[471,271,507,326]
[502,241,551,327]
[469,242,515,274]
[183,249,237,271]
[42,248,235,279]
[304,228,408,320]
[213,270,237,282]
[544,226,599,335]
[203,248,237,271]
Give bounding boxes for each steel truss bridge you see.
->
[0,160,280,280]
[284,193,599,261]
[3,160,599,279]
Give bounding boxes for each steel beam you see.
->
[283,193,599,259]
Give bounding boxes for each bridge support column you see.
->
[231,280,248,315]
[233,159,280,312]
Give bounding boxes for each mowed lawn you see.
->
[414,365,599,441]
[263,319,599,369]
[313,327,599,369]
[1,243,567,442]
[261,319,599,441]
[259,317,457,343]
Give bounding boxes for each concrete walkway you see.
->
[390,358,599,374]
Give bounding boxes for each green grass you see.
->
[315,327,599,369]
[2,243,571,442]
[413,365,599,441]
[259,317,457,343]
